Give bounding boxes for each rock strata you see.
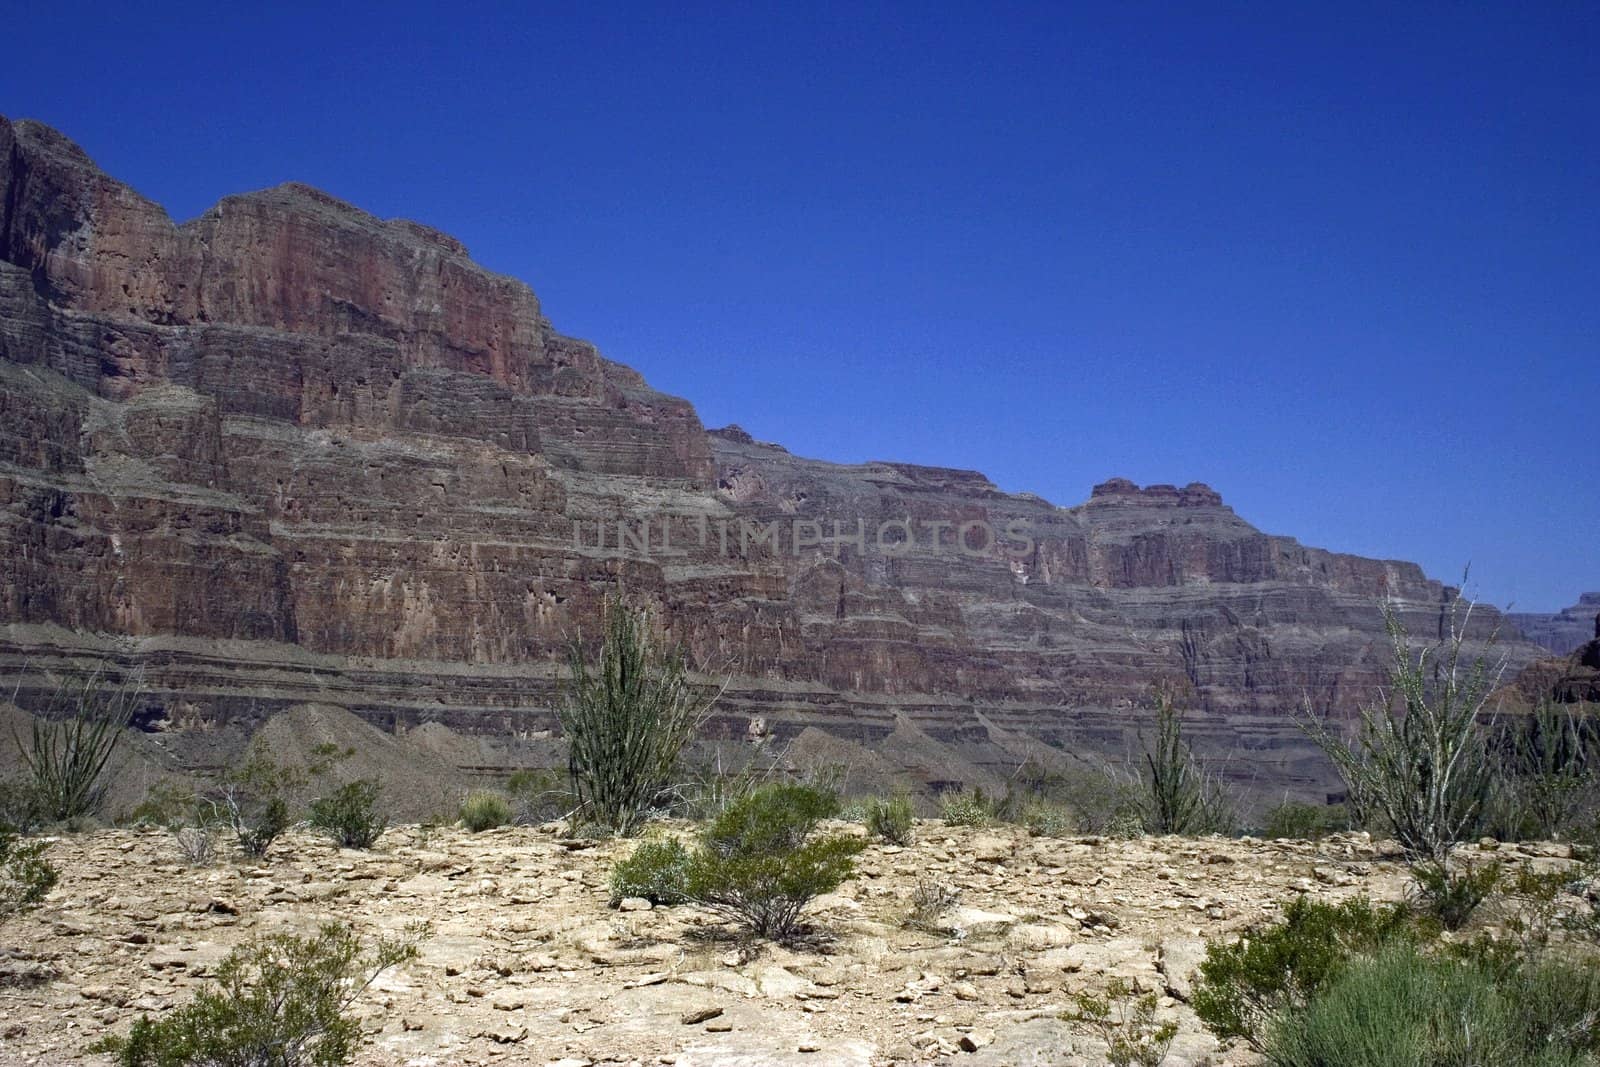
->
[0,115,1548,803]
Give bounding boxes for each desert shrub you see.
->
[0,828,57,924]
[1410,857,1501,930]
[1265,944,1600,1067]
[681,783,863,940]
[504,768,575,825]
[1302,592,1498,865]
[1191,895,1417,1051]
[11,666,139,824]
[1489,701,1597,842]
[1023,761,1142,835]
[1137,687,1235,835]
[1067,977,1178,1067]
[308,779,385,850]
[609,836,691,906]
[95,920,428,1067]
[941,789,995,827]
[459,791,512,833]
[125,779,219,864]
[673,740,789,822]
[0,778,42,835]
[865,793,914,844]
[836,800,868,823]
[1263,800,1343,840]
[903,877,961,933]
[560,595,710,836]
[171,827,217,866]
[1022,801,1074,838]
[129,778,200,829]
[1491,860,1600,954]
[219,749,302,858]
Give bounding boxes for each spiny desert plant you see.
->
[1191,895,1417,1051]
[308,779,385,850]
[609,836,691,906]
[1067,977,1178,1067]
[1302,591,1501,865]
[0,828,57,925]
[864,792,915,844]
[95,920,429,1067]
[1137,686,1235,836]
[681,782,863,940]
[11,665,140,824]
[458,791,512,832]
[560,594,712,836]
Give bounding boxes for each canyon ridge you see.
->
[0,115,1558,811]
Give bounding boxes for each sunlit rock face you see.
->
[0,115,1544,801]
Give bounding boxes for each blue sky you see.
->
[5,3,1596,610]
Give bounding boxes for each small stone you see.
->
[959,1028,995,1052]
[681,1007,723,1025]
[487,1026,527,1043]
[618,896,652,912]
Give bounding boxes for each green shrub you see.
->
[129,779,201,829]
[0,828,57,924]
[836,800,868,823]
[1023,761,1141,835]
[308,779,385,850]
[681,783,863,940]
[561,595,709,836]
[1489,701,1598,842]
[1191,895,1416,1051]
[0,778,42,835]
[1263,800,1343,840]
[865,793,914,844]
[1067,977,1178,1067]
[609,837,691,906]
[11,666,139,824]
[1409,858,1501,931]
[1266,944,1600,1067]
[220,749,300,858]
[459,791,512,833]
[941,789,995,827]
[95,921,428,1067]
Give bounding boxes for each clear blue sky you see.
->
[5,3,1596,610]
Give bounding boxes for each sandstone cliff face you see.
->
[0,116,1547,801]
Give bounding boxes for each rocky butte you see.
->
[0,115,1553,808]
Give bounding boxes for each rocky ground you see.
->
[0,822,1577,1067]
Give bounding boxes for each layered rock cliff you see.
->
[1508,593,1600,656]
[0,116,1548,802]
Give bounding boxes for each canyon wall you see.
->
[0,116,1549,802]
